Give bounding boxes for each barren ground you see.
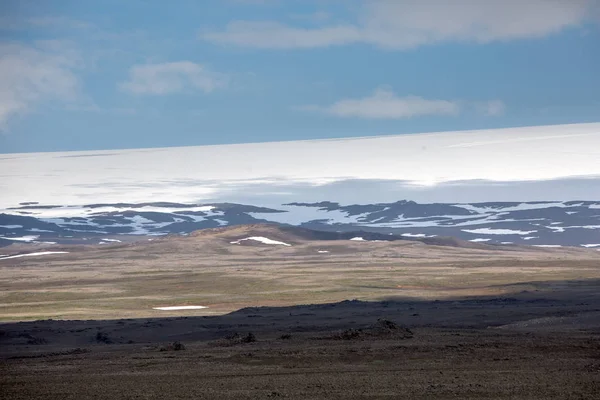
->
[1,225,600,398]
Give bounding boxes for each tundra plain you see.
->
[1,225,600,399]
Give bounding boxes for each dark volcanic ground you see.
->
[2,281,600,399]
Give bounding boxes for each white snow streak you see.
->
[230,236,291,246]
[152,306,207,311]
[462,228,536,235]
[0,235,39,242]
[0,251,69,260]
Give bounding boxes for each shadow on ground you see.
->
[1,277,599,354]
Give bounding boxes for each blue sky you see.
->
[1,0,599,153]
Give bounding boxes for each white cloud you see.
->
[203,22,361,49]
[0,42,80,131]
[120,61,227,95]
[300,88,460,119]
[477,100,506,117]
[202,0,595,49]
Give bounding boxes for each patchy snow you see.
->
[456,202,566,214]
[126,215,153,224]
[317,250,330,253]
[537,224,600,231]
[0,235,39,242]
[0,225,22,229]
[450,217,546,228]
[523,236,537,240]
[581,244,600,248]
[401,233,436,238]
[101,238,122,243]
[3,204,220,219]
[462,228,536,235]
[180,214,205,223]
[231,236,291,246]
[152,305,207,311]
[401,233,428,238]
[0,204,226,238]
[350,237,366,241]
[362,214,546,229]
[0,251,69,260]
[470,238,491,242]
[369,216,387,223]
[501,242,513,244]
[249,205,365,225]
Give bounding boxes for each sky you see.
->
[1,0,599,154]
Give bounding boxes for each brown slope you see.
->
[187,223,500,250]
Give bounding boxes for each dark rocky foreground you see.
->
[2,285,600,399]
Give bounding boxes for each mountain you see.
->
[1,200,599,248]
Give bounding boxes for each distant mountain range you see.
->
[1,200,599,248]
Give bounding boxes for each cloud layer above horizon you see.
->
[203,1,597,49]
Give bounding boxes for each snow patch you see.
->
[231,236,291,246]
[249,205,364,225]
[0,235,39,242]
[401,233,427,238]
[462,228,536,235]
[28,228,55,232]
[570,225,600,229]
[0,251,69,260]
[152,306,207,311]
[456,202,566,214]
